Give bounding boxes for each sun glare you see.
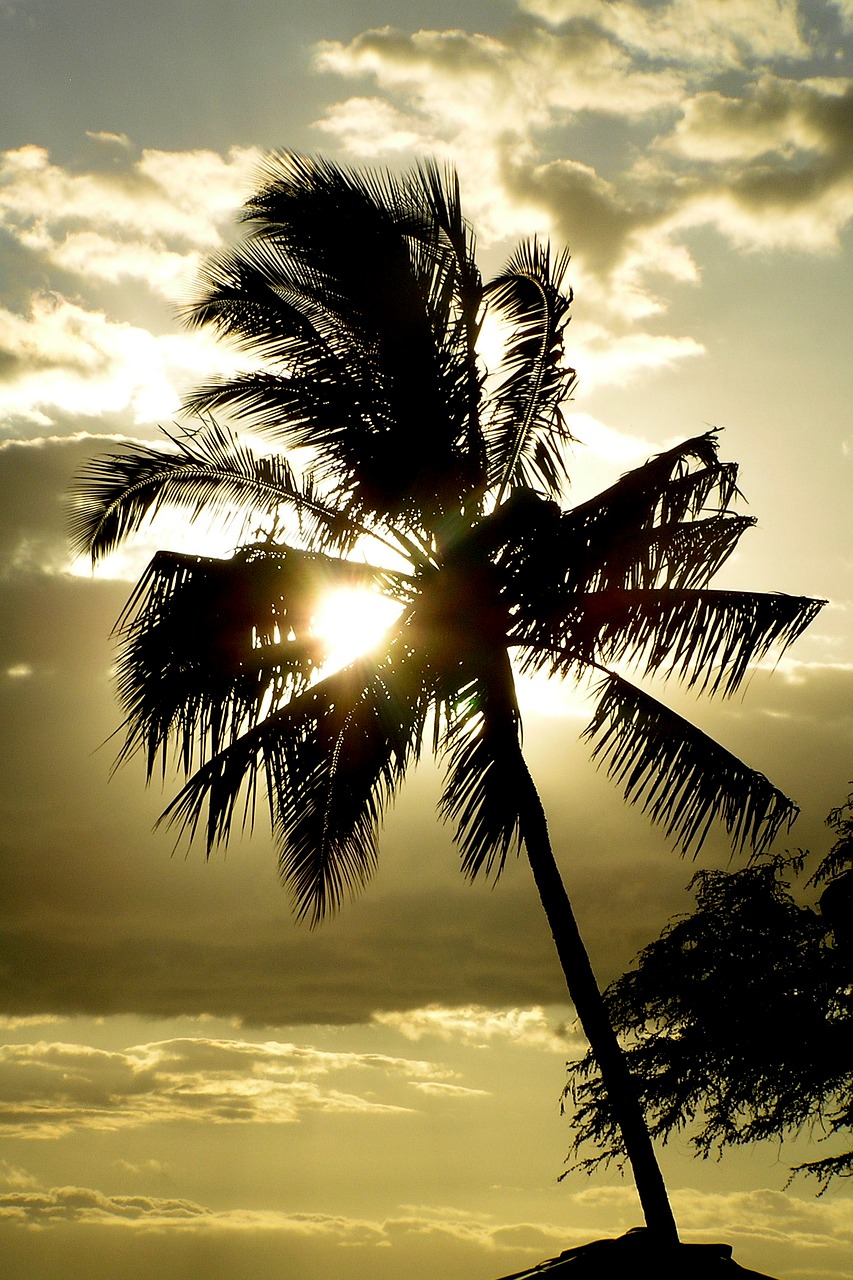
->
[313,587,402,672]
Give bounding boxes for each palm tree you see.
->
[69,153,823,1245]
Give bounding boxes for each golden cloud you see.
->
[0,1036,463,1139]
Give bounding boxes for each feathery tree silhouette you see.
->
[566,792,853,1189]
[69,154,824,1244]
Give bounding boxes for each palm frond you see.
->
[412,160,480,295]
[583,672,799,856]
[278,645,432,923]
[159,675,330,854]
[483,238,576,501]
[162,631,432,924]
[411,159,486,485]
[437,650,526,881]
[567,506,756,596]
[181,369,354,438]
[566,430,733,535]
[643,514,756,590]
[112,544,395,778]
[517,588,825,695]
[113,552,310,778]
[68,420,346,563]
[490,440,750,645]
[247,156,476,499]
[527,513,757,618]
[182,235,345,364]
[184,153,486,531]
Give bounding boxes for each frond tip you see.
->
[484,237,576,501]
[584,672,799,856]
[66,420,340,564]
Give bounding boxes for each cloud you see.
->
[831,0,853,26]
[0,1183,213,1228]
[383,1204,569,1254]
[0,1169,575,1255]
[0,1161,39,1191]
[724,659,853,732]
[0,1014,64,1030]
[313,6,853,340]
[671,1186,853,1254]
[658,76,853,253]
[0,140,259,299]
[374,1005,582,1054]
[316,23,680,129]
[0,1177,569,1256]
[315,96,425,158]
[0,296,197,428]
[663,76,853,163]
[517,0,808,68]
[0,433,169,579]
[115,1158,176,1181]
[0,434,108,576]
[567,319,704,384]
[564,414,677,468]
[0,141,259,432]
[0,1036,463,1139]
[314,22,682,263]
[409,1081,490,1098]
[1,1169,850,1279]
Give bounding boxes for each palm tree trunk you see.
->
[518,760,679,1244]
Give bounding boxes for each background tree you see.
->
[566,792,853,1188]
[69,153,824,1244]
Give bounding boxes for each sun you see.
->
[312,587,402,672]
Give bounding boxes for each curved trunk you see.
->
[518,761,679,1244]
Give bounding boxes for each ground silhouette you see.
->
[496,1229,779,1278]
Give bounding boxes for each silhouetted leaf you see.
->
[583,672,798,855]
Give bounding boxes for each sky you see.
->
[1,1,852,1277]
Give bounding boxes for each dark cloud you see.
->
[0,433,846,1028]
[1,580,847,1028]
[0,434,136,576]
[0,442,709,1027]
[504,155,660,278]
[0,570,705,1026]
[0,227,75,312]
[669,76,853,163]
[0,441,847,1029]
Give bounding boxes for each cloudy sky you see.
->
[1,1,852,1277]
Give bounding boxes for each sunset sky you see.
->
[1,1,852,1277]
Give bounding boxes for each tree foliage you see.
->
[565,793,853,1188]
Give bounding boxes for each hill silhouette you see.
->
[495,1229,779,1278]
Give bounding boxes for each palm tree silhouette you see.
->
[69,154,823,1245]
